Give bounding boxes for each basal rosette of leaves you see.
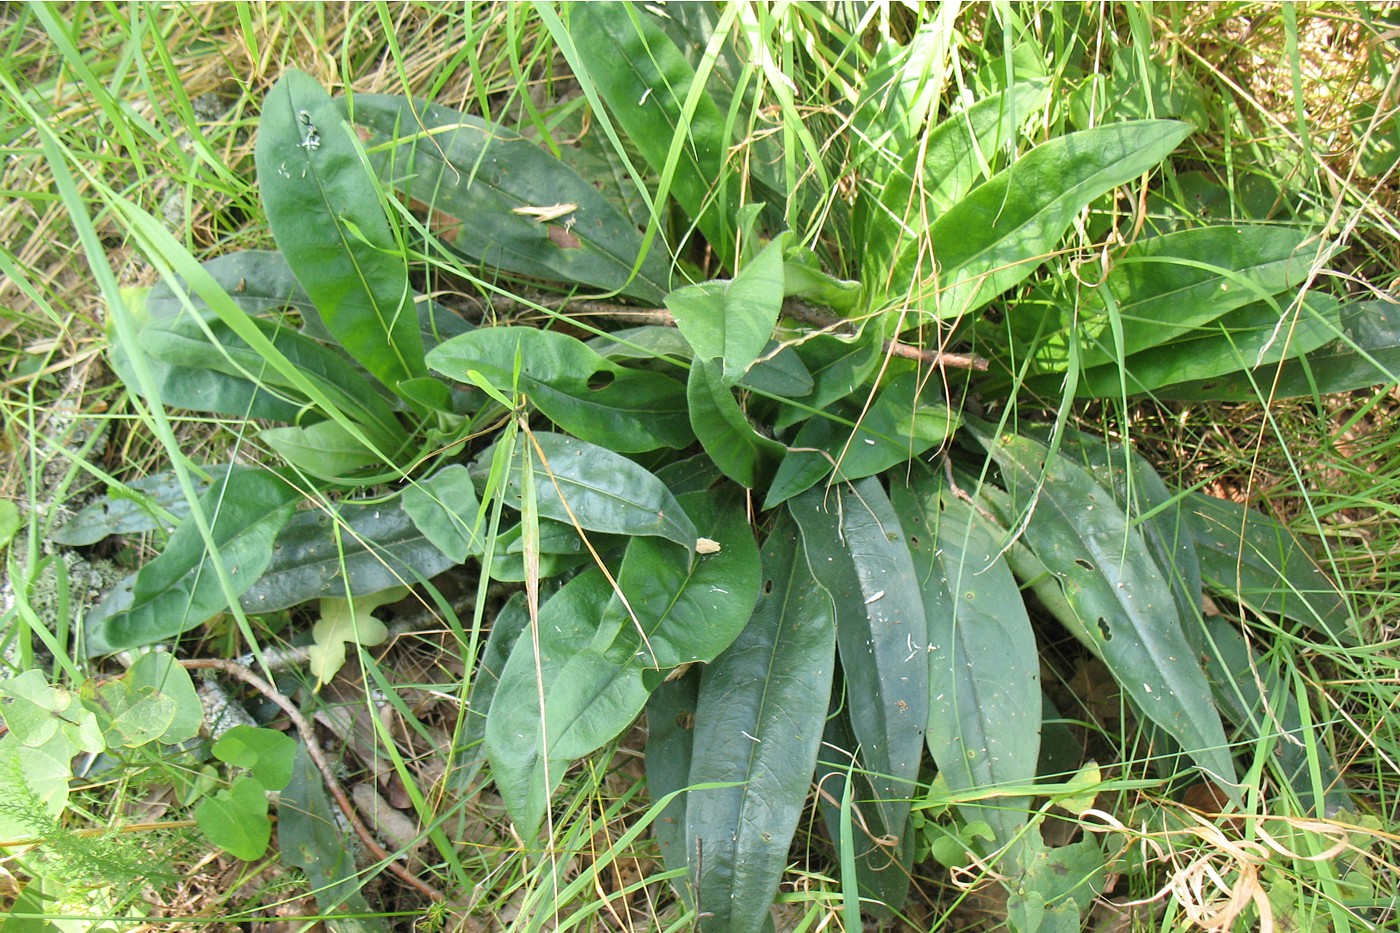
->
[70,5,1392,929]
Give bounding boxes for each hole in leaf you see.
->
[1097,617,1112,640]
[763,579,774,595]
[909,534,921,547]
[587,371,615,391]
[1074,558,1093,571]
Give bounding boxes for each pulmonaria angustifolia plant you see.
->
[71,3,1393,929]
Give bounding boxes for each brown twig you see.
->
[484,293,989,371]
[178,658,446,904]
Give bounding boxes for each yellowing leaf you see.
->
[308,586,407,686]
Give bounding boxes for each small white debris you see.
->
[696,537,722,555]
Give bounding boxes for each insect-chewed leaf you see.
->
[1188,492,1354,644]
[965,423,1238,793]
[428,326,692,453]
[893,471,1039,851]
[683,515,837,933]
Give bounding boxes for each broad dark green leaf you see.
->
[861,81,1050,293]
[483,432,698,550]
[645,670,701,905]
[260,420,386,481]
[254,69,426,401]
[776,322,890,431]
[484,519,617,583]
[1188,493,1353,644]
[1200,615,1348,816]
[140,312,408,450]
[428,326,692,452]
[815,706,915,916]
[108,290,307,424]
[1051,428,1204,645]
[666,234,790,384]
[1157,299,1400,400]
[685,517,837,933]
[1076,293,1342,398]
[790,478,928,843]
[85,469,301,655]
[966,425,1237,790]
[402,464,483,562]
[922,121,1192,318]
[1075,226,1316,369]
[486,568,638,837]
[893,472,1039,851]
[349,94,670,304]
[783,260,862,315]
[279,742,380,921]
[597,487,762,670]
[240,497,458,613]
[568,1,735,263]
[52,467,229,546]
[687,358,786,489]
[767,372,958,507]
[740,342,814,399]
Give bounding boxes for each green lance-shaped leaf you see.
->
[481,431,698,550]
[279,742,380,920]
[85,468,301,656]
[687,358,786,490]
[140,312,408,451]
[1075,225,1316,369]
[240,496,458,613]
[685,516,837,933]
[1158,299,1400,401]
[428,326,692,453]
[766,371,959,508]
[965,425,1238,791]
[107,288,308,425]
[1075,292,1342,399]
[348,94,670,304]
[892,471,1040,852]
[645,670,700,900]
[1187,492,1354,644]
[922,120,1192,319]
[814,705,915,916]
[254,69,426,400]
[861,80,1051,295]
[568,1,736,264]
[1200,615,1349,816]
[666,233,790,384]
[260,419,387,482]
[790,477,928,857]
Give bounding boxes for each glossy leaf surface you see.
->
[894,472,1039,850]
[968,426,1237,789]
[255,70,426,398]
[402,463,483,562]
[685,518,837,933]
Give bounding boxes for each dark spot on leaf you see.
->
[676,711,694,730]
[1074,558,1093,571]
[909,534,921,547]
[587,371,615,391]
[547,225,581,249]
[1097,617,1112,640]
[763,579,774,595]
